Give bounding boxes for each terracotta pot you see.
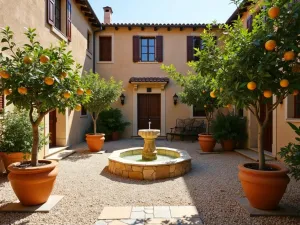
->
[221,140,236,151]
[238,163,290,210]
[0,152,30,173]
[112,132,119,141]
[198,134,216,152]
[86,133,105,152]
[8,160,58,206]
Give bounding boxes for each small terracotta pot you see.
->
[221,140,236,151]
[238,163,290,210]
[0,152,30,173]
[112,132,119,141]
[86,133,105,152]
[8,160,58,206]
[198,134,216,152]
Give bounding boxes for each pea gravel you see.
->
[0,139,300,225]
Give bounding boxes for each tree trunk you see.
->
[93,119,97,135]
[257,125,265,170]
[31,124,39,167]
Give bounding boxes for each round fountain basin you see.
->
[108,147,191,180]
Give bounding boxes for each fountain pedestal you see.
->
[138,129,160,161]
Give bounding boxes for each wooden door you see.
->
[49,110,56,147]
[138,94,161,130]
[260,102,272,152]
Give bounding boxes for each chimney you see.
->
[103,6,113,24]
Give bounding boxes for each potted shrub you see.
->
[95,108,130,141]
[82,71,123,151]
[0,27,89,205]
[162,65,219,152]
[211,112,247,151]
[0,110,46,172]
[195,0,299,209]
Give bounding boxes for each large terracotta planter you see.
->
[8,160,58,206]
[112,131,119,141]
[198,134,216,152]
[221,139,236,151]
[86,133,105,152]
[238,163,290,210]
[0,152,30,173]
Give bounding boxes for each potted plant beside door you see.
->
[82,71,123,152]
[0,27,89,205]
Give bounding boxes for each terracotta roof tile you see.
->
[129,77,169,83]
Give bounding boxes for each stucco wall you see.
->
[0,0,94,159]
[95,27,223,137]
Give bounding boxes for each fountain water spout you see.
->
[148,121,151,130]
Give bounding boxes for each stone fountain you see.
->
[108,123,191,180]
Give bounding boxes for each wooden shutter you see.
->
[47,0,55,25]
[66,0,72,42]
[0,95,4,112]
[99,36,112,61]
[133,36,140,62]
[156,36,163,62]
[247,15,253,32]
[187,36,194,62]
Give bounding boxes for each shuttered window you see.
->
[247,15,253,32]
[54,0,61,30]
[99,36,112,61]
[132,36,163,62]
[294,95,300,118]
[187,36,204,62]
[0,95,4,113]
[81,105,87,116]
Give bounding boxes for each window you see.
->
[99,36,112,61]
[81,105,87,116]
[193,105,206,117]
[294,95,300,118]
[140,37,155,62]
[54,0,61,30]
[193,37,202,61]
[87,31,92,53]
[238,109,244,117]
[247,15,253,31]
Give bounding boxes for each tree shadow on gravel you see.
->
[0,211,33,225]
[62,150,94,162]
[0,173,9,186]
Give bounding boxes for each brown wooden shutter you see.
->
[0,95,4,111]
[156,36,163,62]
[187,36,194,62]
[99,36,112,61]
[247,15,253,31]
[66,0,72,42]
[47,0,55,25]
[133,36,140,62]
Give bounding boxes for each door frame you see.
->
[133,86,166,136]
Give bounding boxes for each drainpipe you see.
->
[93,28,102,73]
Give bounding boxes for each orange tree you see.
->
[199,0,300,170]
[0,27,90,166]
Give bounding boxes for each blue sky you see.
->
[88,0,238,24]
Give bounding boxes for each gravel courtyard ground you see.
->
[0,139,300,225]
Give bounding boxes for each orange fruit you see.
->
[265,40,276,51]
[4,89,12,95]
[293,90,299,96]
[86,89,92,95]
[77,88,84,95]
[279,79,289,88]
[284,51,295,61]
[44,77,55,85]
[61,72,68,78]
[0,70,10,79]
[18,87,28,95]
[210,91,216,98]
[263,90,272,98]
[63,91,71,99]
[40,55,50,63]
[75,104,82,111]
[247,81,257,91]
[268,6,280,19]
[23,56,33,64]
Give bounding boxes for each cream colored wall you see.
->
[0,0,93,159]
[95,27,222,137]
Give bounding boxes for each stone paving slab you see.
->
[95,206,203,225]
[237,198,300,217]
[0,195,64,212]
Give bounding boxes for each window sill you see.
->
[86,50,92,59]
[97,61,114,64]
[136,61,159,64]
[51,26,68,42]
[286,118,300,123]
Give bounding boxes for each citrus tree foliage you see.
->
[0,27,90,166]
[82,71,123,134]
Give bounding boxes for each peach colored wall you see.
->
[95,27,222,137]
[0,0,93,160]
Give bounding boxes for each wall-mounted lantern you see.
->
[173,93,178,105]
[120,93,125,105]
